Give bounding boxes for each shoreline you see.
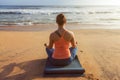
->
[0,23,120,32]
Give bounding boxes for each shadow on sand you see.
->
[0,58,85,80]
[0,59,46,80]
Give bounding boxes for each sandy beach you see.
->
[0,24,120,80]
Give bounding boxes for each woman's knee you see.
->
[45,48,54,57]
[70,47,77,53]
[69,47,77,59]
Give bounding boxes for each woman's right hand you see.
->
[76,41,78,44]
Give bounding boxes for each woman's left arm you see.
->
[44,33,54,49]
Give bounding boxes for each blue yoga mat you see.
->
[44,56,85,76]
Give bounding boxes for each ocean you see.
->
[0,5,120,26]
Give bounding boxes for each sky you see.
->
[0,0,120,6]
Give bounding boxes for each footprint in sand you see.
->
[80,50,83,53]
[85,74,99,80]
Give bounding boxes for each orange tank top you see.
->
[52,30,71,59]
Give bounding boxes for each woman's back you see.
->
[52,30,73,59]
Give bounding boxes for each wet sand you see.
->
[0,24,120,80]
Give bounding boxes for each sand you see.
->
[0,24,120,80]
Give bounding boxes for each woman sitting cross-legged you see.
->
[44,13,77,66]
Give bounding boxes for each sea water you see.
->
[0,5,120,26]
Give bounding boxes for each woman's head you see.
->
[56,13,66,26]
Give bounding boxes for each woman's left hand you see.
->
[44,43,47,47]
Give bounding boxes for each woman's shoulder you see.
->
[63,30,74,41]
[65,30,74,37]
[49,31,58,39]
[50,30,57,36]
[49,31,55,38]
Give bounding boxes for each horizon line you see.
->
[1,4,120,7]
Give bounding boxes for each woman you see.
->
[44,13,77,66]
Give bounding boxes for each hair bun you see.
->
[56,13,66,25]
